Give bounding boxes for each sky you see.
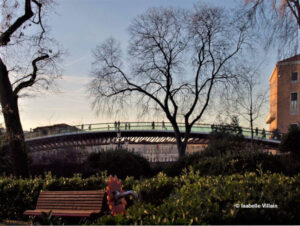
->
[0,0,278,131]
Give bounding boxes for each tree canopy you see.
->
[244,0,300,57]
[89,5,251,157]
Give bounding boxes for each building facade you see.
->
[266,54,300,133]
[31,123,79,137]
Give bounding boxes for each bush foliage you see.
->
[1,170,300,224]
[85,149,152,179]
[280,124,300,155]
[164,149,295,177]
[207,116,245,155]
[0,145,12,175]
[0,172,107,220]
[96,170,300,225]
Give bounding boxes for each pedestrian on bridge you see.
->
[255,127,258,137]
[262,128,266,139]
[152,121,155,130]
[162,121,165,129]
[114,121,117,130]
[118,121,120,130]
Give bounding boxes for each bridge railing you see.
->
[20,122,275,141]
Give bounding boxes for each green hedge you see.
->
[2,170,300,224]
[164,149,300,177]
[0,172,107,220]
[96,170,300,225]
[85,149,153,179]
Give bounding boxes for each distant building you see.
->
[266,54,300,133]
[32,123,79,137]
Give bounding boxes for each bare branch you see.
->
[244,0,300,57]
[89,5,249,157]
[13,54,49,95]
[0,0,33,46]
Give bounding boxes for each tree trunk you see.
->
[250,112,254,142]
[168,118,188,158]
[0,59,29,177]
[173,130,189,158]
[176,138,187,158]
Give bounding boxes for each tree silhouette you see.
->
[89,5,250,157]
[223,62,267,141]
[0,0,62,177]
[244,0,300,57]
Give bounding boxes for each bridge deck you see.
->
[0,122,280,149]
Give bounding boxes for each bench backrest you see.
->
[36,190,105,211]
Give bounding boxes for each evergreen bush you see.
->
[280,124,300,155]
[85,149,152,179]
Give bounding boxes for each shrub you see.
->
[0,145,12,175]
[280,124,300,155]
[208,116,245,155]
[2,170,300,224]
[164,152,202,176]
[133,172,179,205]
[29,161,85,178]
[85,149,152,179]
[0,173,107,220]
[95,170,300,225]
[164,149,291,177]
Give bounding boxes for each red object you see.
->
[106,175,127,216]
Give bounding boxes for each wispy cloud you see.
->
[64,54,91,68]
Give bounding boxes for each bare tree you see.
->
[0,0,62,177]
[224,62,268,141]
[243,0,300,57]
[89,5,250,157]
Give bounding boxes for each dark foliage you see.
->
[164,116,300,177]
[29,161,84,178]
[85,149,152,179]
[0,145,12,175]
[164,147,300,177]
[279,124,300,155]
[0,173,107,220]
[208,116,245,155]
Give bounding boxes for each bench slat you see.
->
[35,206,101,210]
[36,203,102,208]
[37,200,102,204]
[39,194,104,198]
[41,191,104,194]
[24,209,100,217]
[36,202,103,206]
[38,197,103,200]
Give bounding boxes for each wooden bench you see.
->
[24,190,105,218]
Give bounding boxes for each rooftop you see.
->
[277,54,300,65]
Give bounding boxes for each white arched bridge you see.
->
[4,122,280,152]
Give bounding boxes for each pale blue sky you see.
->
[0,0,277,130]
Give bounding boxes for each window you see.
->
[291,72,298,82]
[290,92,298,114]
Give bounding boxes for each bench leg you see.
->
[29,215,36,225]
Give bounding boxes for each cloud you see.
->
[64,54,91,68]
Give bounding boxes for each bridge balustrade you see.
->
[20,122,275,141]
